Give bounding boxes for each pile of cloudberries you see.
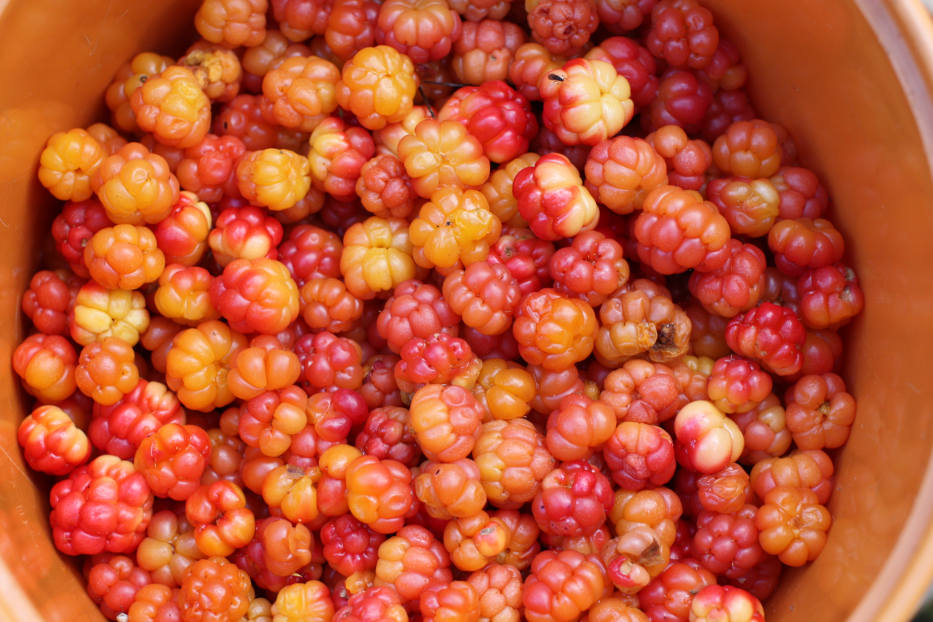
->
[17,0,863,620]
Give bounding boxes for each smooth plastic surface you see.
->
[1,1,933,620]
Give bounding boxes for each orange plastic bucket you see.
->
[1,1,933,620]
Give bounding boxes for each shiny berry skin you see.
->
[594,279,691,366]
[410,384,484,462]
[377,280,459,353]
[584,596,650,622]
[236,148,312,212]
[356,154,418,220]
[210,258,300,335]
[134,424,212,500]
[689,240,766,318]
[12,332,77,403]
[49,454,153,555]
[438,81,537,164]
[692,505,763,577]
[297,277,362,333]
[585,136,667,215]
[532,460,614,537]
[508,42,562,102]
[797,263,864,329]
[337,46,418,130]
[105,52,175,133]
[639,558,716,622]
[409,187,501,273]
[51,199,113,277]
[585,36,658,107]
[442,261,522,336]
[545,394,616,462]
[755,486,831,567]
[262,56,340,132]
[208,205,283,267]
[452,20,526,86]
[185,480,256,557]
[195,0,267,47]
[415,458,487,520]
[154,264,218,326]
[784,373,856,450]
[767,217,845,277]
[706,355,772,415]
[646,124,713,191]
[326,0,380,61]
[71,281,150,346]
[76,337,140,406]
[473,358,535,422]
[213,94,280,150]
[513,288,597,370]
[126,583,183,621]
[341,217,420,300]
[526,0,598,57]
[601,525,670,592]
[86,553,152,620]
[177,557,254,622]
[135,509,204,586]
[375,524,452,603]
[308,116,376,201]
[674,400,745,474]
[611,487,683,549]
[540,58,634,146]
[165,320,248,412]
[238,386,308,456]
[725,302,806,376]
[771,166,828,220]
[487,226,555,296]
[604,421,677,491]
[333,585,408,622]
[474,418,555,509]
[645,0,719,69]
[356,406,419,465]
[635,185,731,275]
[466,563,522,622]
[92,142,179,225]
[21,269,78,335]
[130,66,211,149]
[227,337,302,400]
[643,70,713,136]
[396,333,480,392]
[18,404,91,476]
[88,380,185,460]
[598,360,679,426]
[522,549,606,622]
[550,230,630,306]
[83,224,164,291]
[279,223,343,287]
[38,128,106,202]
[345,455,413,534]
[153,192,212,267]
[706,177,779,238]
[750,449,835,506]
[688,585,764,622]
[399,119,490,199]
[420,580,480,622]
[712,120,782,179]
[529,364,588,415]
[514,152,599,240]
[271,580,335,622]
[376,0,462,64]
[701,87,756,143]
[295,331,364,391]
[732,394,792,465]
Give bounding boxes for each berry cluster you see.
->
[19,0,864,620]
